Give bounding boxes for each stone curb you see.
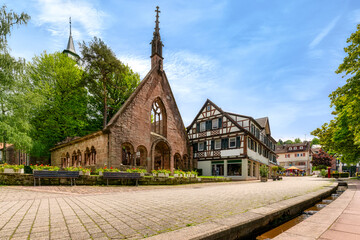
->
[147,182,338,240]
[273,181,356,240]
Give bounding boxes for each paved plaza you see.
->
[0,177,332,239]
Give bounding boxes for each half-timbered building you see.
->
[187,99,277,180]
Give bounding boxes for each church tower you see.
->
[150,6,164,70]
[63,17,80,61]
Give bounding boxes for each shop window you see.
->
[212,163,224,176]
[227,162,242,176]
[253,162,256,177]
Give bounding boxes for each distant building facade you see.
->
[0,143,29,165]
[187,99,277,180]
[275,142,312,175]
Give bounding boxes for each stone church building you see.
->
[51,7,192,172]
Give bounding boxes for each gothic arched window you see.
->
[151,98,167,137]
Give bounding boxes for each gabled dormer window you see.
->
[289,147,292,150]
[300,146,303,150]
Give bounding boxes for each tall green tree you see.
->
[80,37,140,129]
[294,138,302,143]
[26,52,88,157]
[0,5,31,160]
[312,23,360,165]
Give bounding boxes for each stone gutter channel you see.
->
[148,181,339,240]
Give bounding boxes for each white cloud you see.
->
[309,16,340,49]
[34,0,107,40]
[118,50,223,125]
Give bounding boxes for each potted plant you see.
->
[190,170,198,178]
[2,164,25,174]
[126,168,146,176]
[271,166,279,181]
[260,165,269,182]
[159,169,171,177]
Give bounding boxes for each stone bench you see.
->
[103,172,141,186]
[33,170,79,186]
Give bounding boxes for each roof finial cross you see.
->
[155,6,160,31]
[69,17,72,36]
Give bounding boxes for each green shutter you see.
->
[211,140,214,150]
[218,117,222,128]
[196,123,200,133]
[193,143,198,152]
[204,141,207,150]
[236,136,240,148]
[206,120,211,130]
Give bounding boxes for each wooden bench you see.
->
[103,172,141,186]
[33,170,80,186]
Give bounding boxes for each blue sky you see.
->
[4,0,360,141]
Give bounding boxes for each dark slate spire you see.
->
[63,17,79,61]
[150,6,164,70]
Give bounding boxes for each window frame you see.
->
[198,142,204,151]
[212,118,219,129]
[214,139,221,150]
[229,137,236,148]
[200,122,206,132]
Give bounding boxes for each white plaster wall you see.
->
[198,161,212,176]
[247,149,269,165]
[221,149,242,157]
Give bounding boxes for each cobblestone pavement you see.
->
[0,177,332,239]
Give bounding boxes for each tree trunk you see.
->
[3,131,7,163]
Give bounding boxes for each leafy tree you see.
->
[0,5,31,161]
[277,139,284,145]
[312,24,360,165]
[284,140,293,144]
[80,37,140,129]
[310,149,334,167]
[294,138,302,143]
[26,52,88,157]
[311,138,320,146]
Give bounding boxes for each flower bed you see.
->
[152,169,171,177]
[30,164,59,171]
[95,167,120,176]
[0,164,25,173]
[126,168,147,176]
[64,167,91,175]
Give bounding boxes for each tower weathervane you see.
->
[69,17,72,36]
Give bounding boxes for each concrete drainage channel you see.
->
[147,181,341,240]
[255,181,348,240]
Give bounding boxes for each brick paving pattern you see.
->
[0,177,331,239]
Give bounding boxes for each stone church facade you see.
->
[51,7,192,172]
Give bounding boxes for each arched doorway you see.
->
[121,142,134,166]
[153,141,171,170]
[65,152,70,168]
[135,145,147,167]
[174,153,182,170]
